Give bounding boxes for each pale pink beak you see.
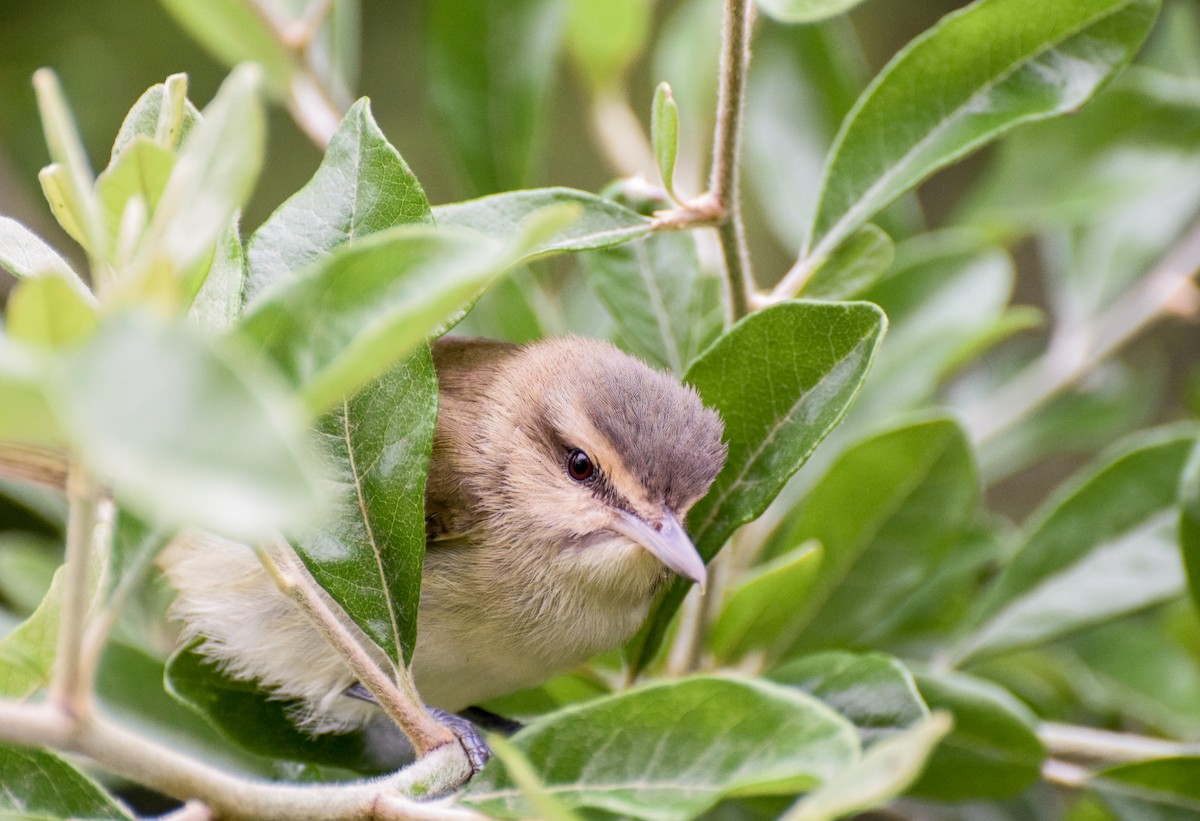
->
[609,509,707,592]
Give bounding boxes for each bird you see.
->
[158,335,727,751]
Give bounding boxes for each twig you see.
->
[1039,722,1200,763]
[1042,758,1091,790]
[709,0,756,321]
[590,89,658,180]
[963,218,1200,445]
[0,699,482,820]
[257,542,455,758]
[0,442,70,491]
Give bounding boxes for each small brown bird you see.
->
[160,336,726,737]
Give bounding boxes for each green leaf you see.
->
[244,98,432,302]
[485,735,582,821]
[432,188,652,259]
[105,508,171,603]
[957,427,1197,663]
[630,301,886,673]
[1180,437,1200,616]
[0,217,88,299]
[0,533,59,616]
[7,274,98,348]
[769,652,930,745]
[775,418,980,655]
[427,0,565,194]
[38,165,91,254]
[238,224,512,416]
[158,0,298,98]
[709,543,823,663]
[94,137,176,262]
[110,73,198,159]
[463,676,860,821]
[909,671,1045,800]
[57,313,325,539]
[190,217,245,333]
[800,224,894,301]
[1089,757,1200,820]
[0,566,63,698]
[0,745,133,820]
[0,335,62,446]
[804,0,1160,268]
[651,82,680,199]
[32,69,100,257]
[565,0,650,89]
[580,231,724,375]
[781,712,952,821]
[755,0,872,24]
[293,347,437,667]
[165,643,387,774]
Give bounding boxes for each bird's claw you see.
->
[430,708,492,775]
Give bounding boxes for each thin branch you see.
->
[0,443,69,492]
[590,88,658,180]
[709,0,756,321]
[257,542,455,758]
[0,700,482,821]
[963,218,1200,445]
[1042,758,1091,790]
[1039,722,1200,764]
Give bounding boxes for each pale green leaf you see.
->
[110,73,198,159]
[0,745,133,820]
[190,217,245,333]
[0,566,62,698]
[6,274,98,348]
[0,218,87,299]
[756,0,873,24]
[651,82,680,199]
[565,0,650,89]
[94,137,175,263]
[0,335,62,446]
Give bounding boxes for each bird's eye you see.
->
[566,449,595,481]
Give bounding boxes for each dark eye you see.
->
[566,449,595,481]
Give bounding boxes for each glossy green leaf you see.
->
[158,0,298,98]
[0,745,133,820]
[1089,757,1200,820]
[709,543,823,663]
[1180,439,1200,616]
[651,82,680,199]
[800,224,894,301]
[776,418,979,655]
[165,643,390,774]
[580,231,724,375]
[427,0,565,194]
[6,273,98,348]
[0,566,63,698]
[957,427,1196,664]
[238,224,512,416]
[631,301,886,672]
[804,0,1160,269]
[909,671,1045,800]
[110,73,197,159]
[433,188,652,260]
[781,712,952,821]
[756,0,872,24]
[293,347,437,666]
[0,217,88,298]
[463,676,860,821]
[565,0,650,89]
[244,98,432,302]
[769,652,929,745]
[57,313,324,539]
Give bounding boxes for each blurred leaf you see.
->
[957,427,1197,664]
[0,745,133,820]
[769,651,929,745]
[0,335,62,446]
[38,164,92,254]
[110,73,198,160]
[432,188,652,259]
[485,735,582,821]
[910,671,1045,800]
[756,0,872,24]
[777,418,979,655]
[293,347,437,667]
[0,533,59,615]
[158,0,298,98]
[427,0,565,194]
[580,231,724,375]
[238,224,512,416]
[7,273,98,348]
[94,137,175,262]
[710,543,822,664]
[804,0,1160,268]
[1180,437,1200,616]
[781,712,952,821]
[1089,757,1200,820]
[0,217,88,298]
[190,217,245,333]
[800,224,894,301]
[651,82,680,199]
[33,69,100,256]
[165,643,389,774]
[463,676,860,821]
[244,98,431,302]
[565,0,650,89]
[0,566,62,698]
[57,313,324,540]
[630,301,887,673]
[481,672,611,724]
[105,508,170,604]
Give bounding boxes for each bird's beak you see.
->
[609,510,707,592]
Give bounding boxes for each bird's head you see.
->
[474,337,727,592]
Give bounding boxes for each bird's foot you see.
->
[429,708,492,775]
